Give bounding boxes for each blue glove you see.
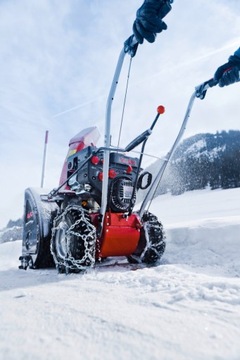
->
[133,0,173,44]
[214,52,240,87]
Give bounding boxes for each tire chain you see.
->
[140,212,166,264]
[51,204,97,273]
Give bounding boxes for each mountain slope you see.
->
[144,130,240,197]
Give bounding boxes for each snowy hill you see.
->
[0,225,22,244]
[146,130,240,196]
[0,218,23,244]
[1,188,240,360]
[172,130,240,161]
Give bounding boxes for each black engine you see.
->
[66,146,139,212]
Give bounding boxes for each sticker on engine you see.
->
[123,185,133,199]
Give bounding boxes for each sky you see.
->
[1,187,240,359]
[0,0,240,228]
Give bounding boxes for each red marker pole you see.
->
[40,130,49,188]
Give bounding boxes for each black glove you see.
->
[214,54,240,87]
[133,0,173,44]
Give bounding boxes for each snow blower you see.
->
[19,9,219,273]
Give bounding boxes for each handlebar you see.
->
[195,78,218,100]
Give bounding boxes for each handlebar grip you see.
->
[195,78,218,99]
[207,78,218,88]
[124,35,139,57]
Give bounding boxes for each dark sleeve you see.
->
[233,47,240,59]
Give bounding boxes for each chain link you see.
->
[50,205,96,272]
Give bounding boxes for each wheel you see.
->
[50,205,97,273]
[127,211,166,265]
[20,188,58,269]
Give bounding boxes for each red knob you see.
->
[157,105,165,114]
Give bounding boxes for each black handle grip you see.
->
[207,78,218,88]
[124,35,139,57]
[195,78,218,99]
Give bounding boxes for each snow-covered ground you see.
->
[1,188,240,360]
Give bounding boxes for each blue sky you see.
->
[0,0,239,228]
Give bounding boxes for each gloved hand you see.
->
[214,54,240,87]
[133,0,173,44]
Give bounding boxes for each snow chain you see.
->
[140,212,166,263]
[128,211,166,265]
[50,205,97,273]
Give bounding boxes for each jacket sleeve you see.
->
[233,47,240,59]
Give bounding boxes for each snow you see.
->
[186,139,206,154]
[1,188,240,360]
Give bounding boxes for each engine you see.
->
[66,146,139,213]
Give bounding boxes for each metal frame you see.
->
[99,33,220,225]
[139,78,218,217]
[100,36,138,231]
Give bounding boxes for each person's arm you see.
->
[234,47,240,57]
[133,0,173,44]
[214,47,240,87]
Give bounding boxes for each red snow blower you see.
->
[19,6,219,273]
